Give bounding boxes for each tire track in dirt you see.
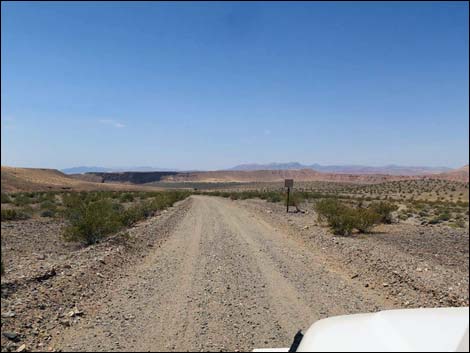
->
[53,196,393,352]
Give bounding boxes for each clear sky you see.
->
[1,1,468,170]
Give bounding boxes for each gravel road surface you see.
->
[53,196,393,352]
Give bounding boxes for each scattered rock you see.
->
[35,268,57,282]
[67,308,83,318]
[3,332,20,342]
[16,344,27,352]
[35,254,46,260]
[1,311,16,318]
[60,319,71,327]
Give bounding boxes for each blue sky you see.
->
[1,1,468,170]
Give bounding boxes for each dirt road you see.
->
[53,196,392,352]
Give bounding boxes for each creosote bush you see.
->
[40,200,58,217]
[314,199,386,236]
[62,190,191,245]
[63,199,122,245]
[1,192,12,204]
[369,201,398,224]
[354,208,381,233]
[1,208,32,221]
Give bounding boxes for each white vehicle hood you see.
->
[254,307,469,352]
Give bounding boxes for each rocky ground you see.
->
[1,195,468,352]
[240,198,469,308]
[1,198,192,352]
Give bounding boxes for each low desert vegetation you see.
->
[1,192,12,204]
[200,190,388,235]
[1,208,32,221]
[62,190,191,245]
[63,198,123,245]
[200,187,466,234]
[199,178,468,229]
[368,201,398,224]
[201,190,286,203]
[314,199,394,236]
[1,190,191,245]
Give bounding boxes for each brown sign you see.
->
[285,179,294,188]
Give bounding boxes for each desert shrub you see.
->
[62,192,83,209]
[120,205,145,226]
[354,208,381,233]
[40,209,55,217]
[327,208,357,236]
[119,192,134,203]
[437,212,451,222]
[137,191,152,199]
[111,202,125,213]
[398,213,409,221]
[61,191,191,245]
[314,199,354,235]
[1,208,31,221]
[369,201,398,224]
[315,199,386,235]
[129,199,158,221]
[37,192,56,203]
[1,192,12,204]
[264,192,282,203]
[120,191,190,226]
[229,193,239,200]
[63,199,122,245]
[315,199,346,223]
[122,200,157,225]
[418,210,428,217]
[110,192,121,199]
[12,193,33,206]
[40,200,57,210]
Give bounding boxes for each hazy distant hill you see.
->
[227,162,306,171]
[228,162,451,176]
[62,166,176,174]
[428,165,469,182]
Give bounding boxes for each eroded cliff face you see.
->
[83,166,469,185]
[87,171,180,184]
[85,169,416,184]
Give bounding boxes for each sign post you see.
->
[285,179,294,213]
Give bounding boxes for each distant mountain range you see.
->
[61,166,177,174]
[226,162,452,176]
